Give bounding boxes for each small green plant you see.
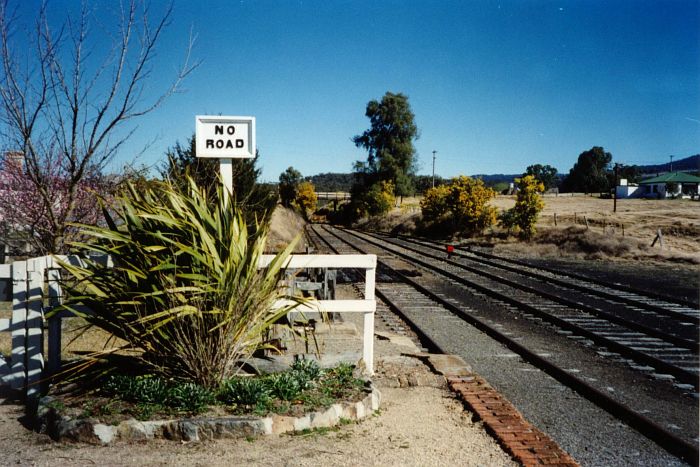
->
[44,399,66,412]
[291,426,339,437]
[104,374,215,414]
[105,375,170,405]
[168,382,216,413]
[319,363,363,398]
[134,402,161,421]
[219,376,272,408]
[290,358,321,390]
[268,372,303,401]
[80,400,96,419]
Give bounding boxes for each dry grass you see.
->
[491,194,700,256]
[494,226,700,264]
[351,193,700,264]
[267,205,308,253]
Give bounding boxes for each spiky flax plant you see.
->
[57,178,302,388]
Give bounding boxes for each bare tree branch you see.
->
[0,0,197,254]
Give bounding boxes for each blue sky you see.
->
[23,1,700,181]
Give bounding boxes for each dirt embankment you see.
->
[267,206,308,252]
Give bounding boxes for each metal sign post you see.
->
[195,115,256,195]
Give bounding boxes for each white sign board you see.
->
[195,115,256,158]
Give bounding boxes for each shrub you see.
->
[420,176,496,234]
[295,181,318,217]
[57,178,304,389]
[279,166,302,207]
[344,179,396,220]
[498,208,517,234]
[500,175,544,238]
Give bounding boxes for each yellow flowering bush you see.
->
[295,181,318,216]
[500,175,544,238]
[420,176,497,234]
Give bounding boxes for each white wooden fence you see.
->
[0,254,376,400]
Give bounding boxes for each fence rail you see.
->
[315,192,351,200]
[0,253,376,401]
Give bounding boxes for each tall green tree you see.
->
[561,146,612,194]
[524,164,558,190]
[161,135,276,224]
[352,92,419,197]
[278,167,303,208]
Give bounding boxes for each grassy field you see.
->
[491,194,700,256]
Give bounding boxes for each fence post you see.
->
[651,229,664,249]
[25,260,44,402]
[9,261,27,391]
[363,265,376,376]
[47,267,62,376]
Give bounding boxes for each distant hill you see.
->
[637,154,699,175]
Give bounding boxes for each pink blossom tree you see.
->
[0,152,116,255]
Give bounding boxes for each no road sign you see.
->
[195,115,256,158]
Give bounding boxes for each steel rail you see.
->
[315,224,699,465]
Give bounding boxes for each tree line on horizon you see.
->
[300,153,699,195]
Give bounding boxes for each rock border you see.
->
[35,385,381,444]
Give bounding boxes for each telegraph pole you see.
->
[432,150,437,188]
[613,163,620,213]
[669,155,674,172]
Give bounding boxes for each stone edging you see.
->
[35,385,381,444]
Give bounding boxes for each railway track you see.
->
[352,229,700,388]
[388,232,700,321]
[306,223,699,466]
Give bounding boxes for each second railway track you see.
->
[306,223,699,466]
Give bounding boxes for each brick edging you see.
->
[448,375,579,467]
